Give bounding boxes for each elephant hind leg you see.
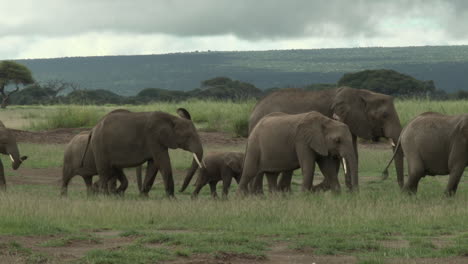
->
[265,172,279,193]
[403,157,425,194]
[114,169,129,195]
[444,165,465,196]
[209,181,218,199]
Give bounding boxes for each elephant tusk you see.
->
[9,154,15,163]
[193,153,204,168]
[332,113,341,121]
[390,139,396,148]
[341,158,348,175]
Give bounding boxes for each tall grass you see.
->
[3,99,465,134]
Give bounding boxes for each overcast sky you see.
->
[1,0,468,59]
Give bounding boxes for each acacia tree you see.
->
[0,61,34,108]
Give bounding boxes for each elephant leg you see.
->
[444,164,465,196]
[265,172,279,193]
[60,168,73,196]
[403,156,424,194]
[223,176,232,199]
[278,170,293,192]
[209,181,218,199]
[0,160,6,191]
[141,160,158,196]
[114,169,129,195]
[237,155,260,196]
[155,151,175,197]
[250,172,265,195]
[297,146,317,192]
[108,176,118,194]
[316,156,341,193]
[136,165,143,193]
[83,176,94,196]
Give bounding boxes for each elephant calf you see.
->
[383,112,468,196]
[61,131,143,196]
[0,121,28,191]
[179,152,244,198]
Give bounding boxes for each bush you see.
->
[29,106,103,130]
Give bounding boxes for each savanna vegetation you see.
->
[0,99,467,264]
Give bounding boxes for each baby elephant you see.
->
[383,112,468,196]
[179,152,244,198]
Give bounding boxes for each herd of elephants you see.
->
[0,87,467,197]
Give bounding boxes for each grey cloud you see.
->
[2,0,468,40]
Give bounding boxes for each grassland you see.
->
[0,100,467,264]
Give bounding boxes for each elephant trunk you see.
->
[342,152,359,192]
[384,116,404,188]
[179,145,203,193]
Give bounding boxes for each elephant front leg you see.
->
[83,176,94,196]
[316,156,341,193]
[221,169,234,198]
[278,170,293,192]
[265,172,279,193]
[209,182,218,199]
[156,151,175,197]
[141,160,159,197]
[0,160,6,191]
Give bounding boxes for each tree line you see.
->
[1,61,467,108]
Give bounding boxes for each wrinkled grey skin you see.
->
[61,131,147,196]
[383,112,468,196]
[179,152,244,198]
[0,121,27,191]
[82,108,203,197]
[238,111,358,195]
[248,87,403,193]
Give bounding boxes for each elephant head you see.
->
[160,108,204,191]
[297,113,359,190]
[224,152,244,183]
[332,87,404,187]
[0,126,27,170]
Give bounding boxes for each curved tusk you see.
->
[9,154,15,163]
[192,153,203,168]
[390,139,396,148]
[341,157,348,175]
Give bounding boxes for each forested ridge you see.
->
[15,45,468,96]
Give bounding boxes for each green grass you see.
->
[1,101,468,263]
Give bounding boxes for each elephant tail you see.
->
[80,131,93,168]
[381,135,403,180]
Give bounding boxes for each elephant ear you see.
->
[331,87,373,139]
[297,115,328,156]
[158,123,178,149]
[224,153,242,174]
[177,108,192,120]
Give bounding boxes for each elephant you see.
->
[382,112,468,196]
[0,121,27,191]
[178,152,244,198]
[248,87,403,192]
[61,131,146,196]
[237,111,358,195]
[81,108,204,197]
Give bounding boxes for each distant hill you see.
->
[15,45,468,96]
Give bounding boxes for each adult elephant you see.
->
[238,111,358,195]
[61,131,148,196]
[383,112,467,196]
[249,87,403,192]
[0,121,28,191]
[82,108,204,197]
